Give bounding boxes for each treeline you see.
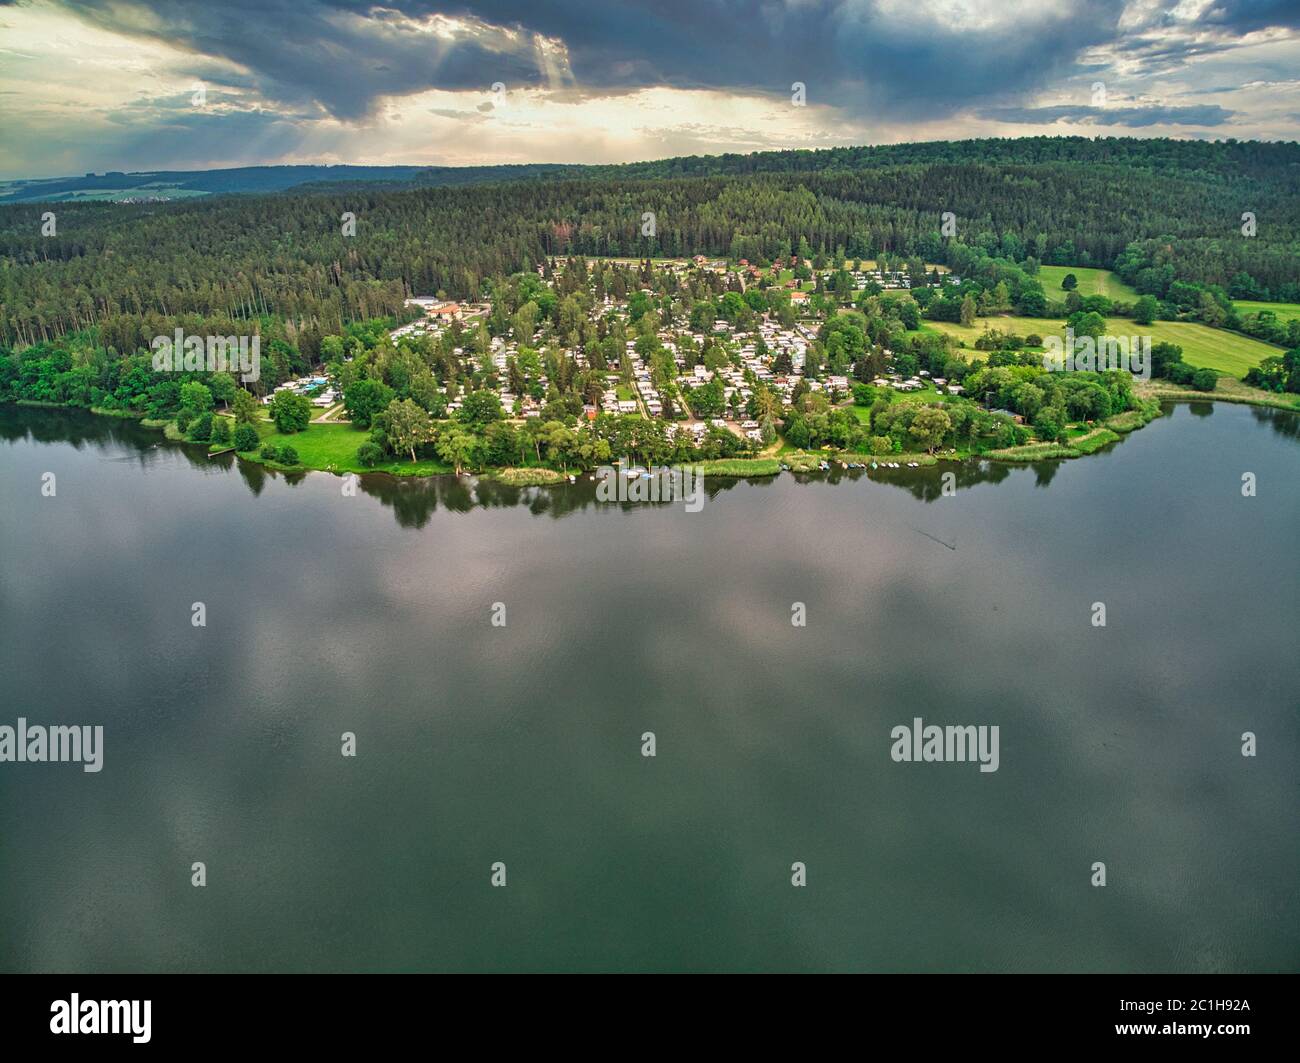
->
[2,137,1296,350]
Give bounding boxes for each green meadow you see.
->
[225,416,453,476]
[1037,265,1140,302]
[1234,300,1300,322]
[928,316,1279,378]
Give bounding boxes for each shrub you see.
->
[260,443,280,461]
[356,442,384,467]
[209,417,231,445]
[233,425,260,452]
[174,408,194,433]
[269,390,311,433]
[278,445,300,465]
[188,411,213,442]
[1033,410,1062,441]
[1191,368,1218,392]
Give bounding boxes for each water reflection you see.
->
[3,398,1298,973]
[4,403,1298,532]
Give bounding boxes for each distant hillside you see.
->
[3,136,1298,349]
[5,137,1296,203]
[0,163,576,203]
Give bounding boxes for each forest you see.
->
[2,137,1298,350]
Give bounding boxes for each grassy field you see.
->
[491,467,568,485]
[1139,377,1300,412]
[230,416,453,476]
[697,457,782,476]
[984,427,1121,463]
[1235,300,1300,322]
[927,316,1059,347]
[1037,265,1140,302]
[928,316,1279,378]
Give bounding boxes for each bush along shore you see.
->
[6,382,1190,482]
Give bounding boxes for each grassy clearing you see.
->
[1234,300,1300,322]
[890,382,946,403]
[88,405,144,419]
[929,316,1279,378]
[928,316,1065,349]
[1104,404,1162,434]
[1069,427,1123,455]
[1145,322,1281,377]
[235,418,452,476]
[984,442,1077,461]
[1037,265,1140,302]
[984,427,1120,462]
[697,457,782,477]
[1138,377,1300,412]
[489,467,568,485]
[778,449,939,471]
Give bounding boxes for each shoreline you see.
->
[8,388,1298,481]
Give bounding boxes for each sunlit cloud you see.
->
[0,0,1297,179]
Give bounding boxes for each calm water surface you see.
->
[1,402,1296,972]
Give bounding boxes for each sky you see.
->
[1,0,1298,179]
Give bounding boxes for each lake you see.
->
[1,401,1296,972]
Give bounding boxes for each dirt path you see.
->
[314,402,349,424]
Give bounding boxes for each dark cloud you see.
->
[981,103,1237,127]
[57,0,550,120]
[1182,0,1300,33]
[50,0,1133,122]
[27,0,1300,156]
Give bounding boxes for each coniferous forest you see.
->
[2,137,1298,352]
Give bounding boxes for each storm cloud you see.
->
[2,1,1297,177]
[42,0,1171,120]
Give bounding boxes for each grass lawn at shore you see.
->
[234,417,452,476]
[1235,300,1300,323]
[1037,265,1139,302]
[984,427,1121,462]
[929,316,1279,378]
[697,457,782,476]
